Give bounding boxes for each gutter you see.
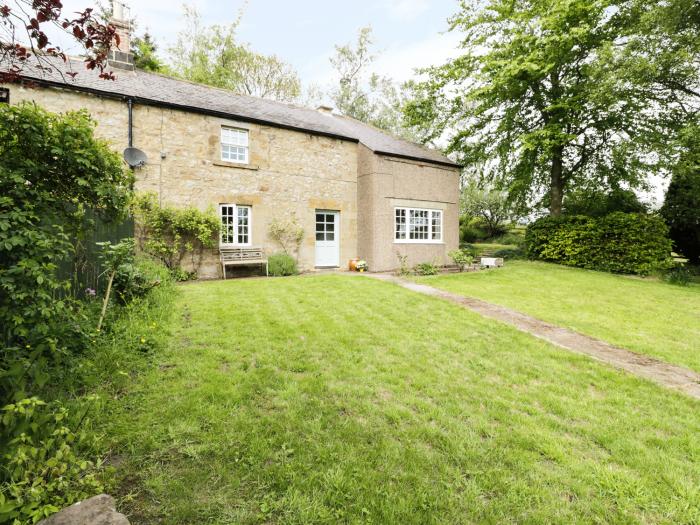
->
[373,150,462,169]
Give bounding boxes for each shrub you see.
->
[661,160,700,264]
[448,249,474,271]
[268,253,298,276]
[493,247,525,260]
[491,232,525,246]
[395,253,411,277]
[113,257,168,304]
[132,193,219,277]
[663,265,693,286]
[526,212,673,275]
[460,216,490,243]
[268,215,304,259]
[414,262,439,276]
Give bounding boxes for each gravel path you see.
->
[367,273,700,400]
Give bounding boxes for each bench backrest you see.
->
[220,247,265,262]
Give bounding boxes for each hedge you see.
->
[525,212,673,275]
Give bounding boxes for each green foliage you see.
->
[132,193,219,278]
[168,6,301,102]
[329,26,417,140]
[131,32,167,72]
[460,182,515,238]
[268,215,304,258]
[112,257,167,304]
[268,253,298,277]
[493,248,526,260]
[0,102,130,402]
[459,216,490,243]
[448,249,474,272]
[663,265,693,286]
[0,398,103,525]
[404,0,699,216]
[526,213,673,275]
[661,126,700,264]
[563,187,648,217]
[413,262,439,276]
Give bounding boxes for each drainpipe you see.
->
[127,98,134,148]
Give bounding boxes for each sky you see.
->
[55,0,464,89]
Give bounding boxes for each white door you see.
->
[315,210,340,267]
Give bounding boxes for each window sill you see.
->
[213,160,259,170]
[393,241,444,245]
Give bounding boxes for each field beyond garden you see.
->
[104,273,700,524]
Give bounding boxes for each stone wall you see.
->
[6,84,359,277]
[357,145,460,272]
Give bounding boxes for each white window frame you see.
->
[219,204,252,247]
[220,127,249,164]
[394,207,443,244]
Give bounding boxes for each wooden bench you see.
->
[220,247,268,278]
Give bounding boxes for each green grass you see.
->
[105,275,700,524]
[417,261,700,373]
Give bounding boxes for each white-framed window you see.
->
[219,204,251,246]
[220,127,249,163]
[395,207,442,243]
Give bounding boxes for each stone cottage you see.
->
[1,14,460,277]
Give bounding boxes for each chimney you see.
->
[108,1,134,70]
[316,105,334,115]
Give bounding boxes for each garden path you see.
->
[367,273,700,400]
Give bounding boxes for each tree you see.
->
[329,26,417,141]
[404,0,684,216]
[563,187,647,217]
[168,7,301,102]
[460,181,515,238]
[0,0,118,83]
[132,31,167,72]
[661,127,700,264]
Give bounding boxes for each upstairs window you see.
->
[220,204,251,246]
[221,127,249,163]
[395,207,442,242]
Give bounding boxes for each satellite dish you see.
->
[123,147,148,168]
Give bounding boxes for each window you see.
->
[220,127,249,163]
[395,207,442,242]
[220,204,251,245]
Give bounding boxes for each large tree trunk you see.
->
[549,147,564,216]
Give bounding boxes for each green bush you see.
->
[663,265,693,286]
[113,257,168,304]
[268,253,298,276]
[493,247,525,260]
[414,262,440,276]
[526,213,673,275]
[448,249,474,271]
[491,232,525,246]
[459,216,490,243]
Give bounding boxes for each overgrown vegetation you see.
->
[448,249,474,272]
[132,193,219,280]
[0,103,173,524]
[526,213,673,275]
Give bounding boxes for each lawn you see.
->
[107,275,700,524]
[418,261,700,373]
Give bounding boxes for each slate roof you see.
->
[12,56,459,168]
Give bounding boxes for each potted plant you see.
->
[356,260,368,272]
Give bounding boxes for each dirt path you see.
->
[367,273,700,400]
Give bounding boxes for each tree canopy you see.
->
[404,0,700,216]
[329,26,416,140]
[167,7,302,102]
